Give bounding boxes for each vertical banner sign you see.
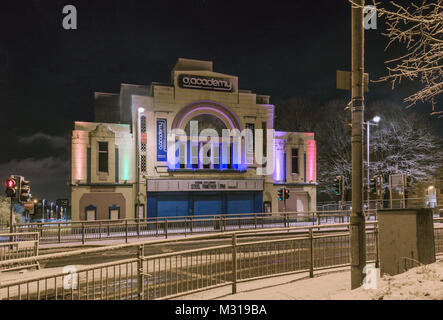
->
[157,118,167,161]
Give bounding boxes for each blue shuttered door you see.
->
[157,195,188,217]
[193,194,222,216]
[227,192,254,214]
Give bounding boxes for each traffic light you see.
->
[278,188,284,201]
[333,176,342,196]
[19,178,30,203]
[284,188,290,200]
[369,177,377,194]
[5,177,17,198]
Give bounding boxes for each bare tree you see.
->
[0,196,10,226]
[317,99,443,200]
[316,100,353,199]
[371,111,443,184]
[275,96,318,132]
[351,0,443,117]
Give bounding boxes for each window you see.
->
[262,121,267,157]
[246,123,255,164]
[227,143,233,169]
[109,205,120,220]
[203,144,211,169]
[190,142,199,169]
[291,148,299,174]
[178,140,186,169]
[98,142,109,173]
[213,143,220,169]
[85,205,97,221]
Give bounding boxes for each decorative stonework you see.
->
[90,124,115,139]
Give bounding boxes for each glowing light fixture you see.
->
[306,140,316,182]
[372,115,381,123]
[7,179,15,188]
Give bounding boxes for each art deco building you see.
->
[71,58,317,220]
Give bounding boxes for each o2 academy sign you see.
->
[178,74,234,92]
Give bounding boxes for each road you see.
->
[38,228,355,268]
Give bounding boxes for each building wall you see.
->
[70,122,135,221]
[70,58,317,221]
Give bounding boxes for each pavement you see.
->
[173,266,352,300]
[174,258,443,300]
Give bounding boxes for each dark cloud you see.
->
[18,132,66,149]
[0,157,69,201]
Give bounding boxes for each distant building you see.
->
[408,170,443,213]
[70,58,317,221]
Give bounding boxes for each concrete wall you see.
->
[378,208,435,276]
[71,186,134,221]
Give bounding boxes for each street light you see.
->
[365,115,381,210]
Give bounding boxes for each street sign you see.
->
[336,70,369,92]
[24,201,34,211]
[56,199,69,207]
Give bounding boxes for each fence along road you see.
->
[0,232,40,272]
[8,210,379,245]
[1,221,442,300]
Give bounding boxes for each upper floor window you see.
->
[262,121,267,157]
[291,148,299,174]
[98,142,109,173]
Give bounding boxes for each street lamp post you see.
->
[365,116,380,210]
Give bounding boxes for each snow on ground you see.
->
[178,260,443,300]
[333,260,443,300]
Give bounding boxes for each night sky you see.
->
[0,0,435,201]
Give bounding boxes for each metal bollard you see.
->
[164,218,168,239]
[125,219,128,243]
[81,222,85,245]
[375,225,379,268]
[232,234,237,294]
[309,228,314,278]
[137,244,145,300]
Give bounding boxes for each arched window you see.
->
[178,114,233,170]
[109,205,120,220]
[85,205,97,221]
[184,114,227,137]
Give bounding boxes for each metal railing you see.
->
[1,221,442,300]
[9,211,378,245]
[0,232,39,272]
[0,223,371,300]
[317,197,443,211]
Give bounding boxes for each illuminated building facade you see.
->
[70,58,317,221]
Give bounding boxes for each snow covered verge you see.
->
[333,260,443,300]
